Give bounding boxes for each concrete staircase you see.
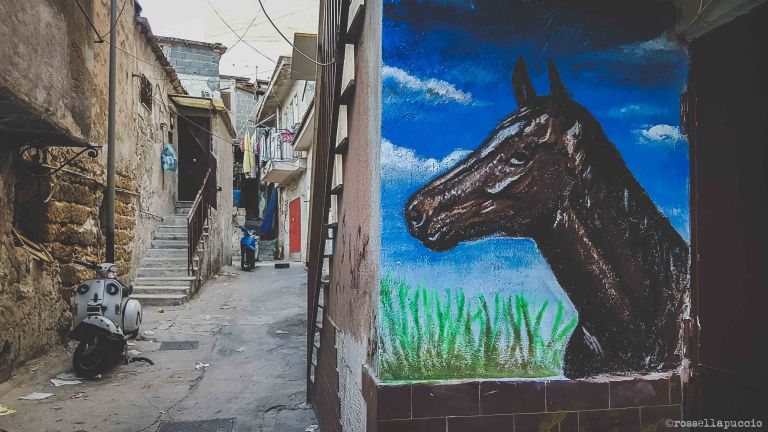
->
[130,201,198,306]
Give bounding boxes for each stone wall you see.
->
[0,0,181,381]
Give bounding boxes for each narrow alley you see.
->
[0,265,316,432]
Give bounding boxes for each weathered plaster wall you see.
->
[0,1,93,141]
[329,0,382,430]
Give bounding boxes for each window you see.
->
[221,91,231,111]
[139,74,152,110]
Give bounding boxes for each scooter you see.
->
[239,226,260,271]
[70,259,142,378]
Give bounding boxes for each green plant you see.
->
[378,273,578,382]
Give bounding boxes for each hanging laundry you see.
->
[251,130,262,178]
[242,129,253,176]
[161,143,178,171]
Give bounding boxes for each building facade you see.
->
[255,56,315,263]
[0,0,185,381]
[306,0,768,431]
[157,36,226,98]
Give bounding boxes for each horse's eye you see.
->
[510,151,529,166]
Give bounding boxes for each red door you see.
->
[289,198,301,254]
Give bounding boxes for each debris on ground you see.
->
[19,393,54,401]
[156,307,165,313]
[143,330,155,336]
[127,349,143,358]
[127,342,136,347]
[236,347,245,352]
[70,392,86,399]
[55,372,80,381]
[220,305,232,310]
[276,330,289,335]
[0,405,15,416]
[305,425,319,432]
[50,378,82,387]
[194,362,210,370]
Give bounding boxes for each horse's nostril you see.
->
[407,205,427,229]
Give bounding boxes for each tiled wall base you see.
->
[363,370,682,432]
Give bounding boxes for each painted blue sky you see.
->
[381,0,689,303]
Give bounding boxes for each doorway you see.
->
[289,197,301,261]
[178,115,211,201]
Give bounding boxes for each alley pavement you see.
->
[0,264,317,432]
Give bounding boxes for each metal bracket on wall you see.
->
[18,144,102,177]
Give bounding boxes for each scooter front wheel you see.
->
[73,341,111,378]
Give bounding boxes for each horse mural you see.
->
[404,58,689,378]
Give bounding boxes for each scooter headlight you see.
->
[106,283,120,296]
[106,265,118,279]
[77,284,90,295]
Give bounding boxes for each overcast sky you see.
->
[139,0,319,80]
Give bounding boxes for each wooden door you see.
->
[289,198,301,254]
[686,2,768,418]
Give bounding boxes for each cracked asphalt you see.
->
[0,264,317,432]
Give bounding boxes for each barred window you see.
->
[139,74,152,110]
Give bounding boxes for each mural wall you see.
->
[379,0,690,382]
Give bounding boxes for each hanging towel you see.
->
[251,131,261,178]
[242,130,253,175]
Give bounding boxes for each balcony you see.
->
[262,157,307,185]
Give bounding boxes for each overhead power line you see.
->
[256,0,334,67]
[206,1,277,65]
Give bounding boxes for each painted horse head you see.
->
[405,58,596,251]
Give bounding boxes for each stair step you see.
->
[130,294,187,306]
[157,225,187,233]
[151,240,188,249]
[132,285,190,295]
[164,216,189,225]
[137,267,191,277]
[145,248,188,258]
[154,232,188,240]
[140,257,198,268]
[134,276,196,284]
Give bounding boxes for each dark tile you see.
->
[412,382,479,418]
[363,370,378,431]
[641,405,681,431]
[546,380,609,411]
[480,381,545,414]
[515,412,578,432]
[670,374,682,404]
[610,377,669,408]
[378,384,412,420]
[578,408,640,432]
[379,418,446,432]
[448,414,514,432]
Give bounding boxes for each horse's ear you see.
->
[548,59,569,101]
[511,57,537,107]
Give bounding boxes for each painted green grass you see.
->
[378,274,578,382]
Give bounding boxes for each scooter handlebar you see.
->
[73,259,98,269]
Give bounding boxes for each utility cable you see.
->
[100,0,129,40]
[74,0,105,42]
[207,0,277,64]
[204,4,316,39]
[222,5,261,54]
[256,0,334,66]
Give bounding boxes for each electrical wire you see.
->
[222,5,261,54]
[100,0,130,40]
[256,0,334,66]
[74,0,105,42]
[206,1,277,65]
[204,4,316,39]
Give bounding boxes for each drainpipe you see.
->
[105,0,117,263]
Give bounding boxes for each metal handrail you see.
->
[187,169,212,275]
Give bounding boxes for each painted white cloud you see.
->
[381,138,470,180]
[620,35,680,56]
[383,65,473,105]
[638,124,684,143]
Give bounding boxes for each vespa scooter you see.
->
[70,259,142,378]
[239,226,260,271]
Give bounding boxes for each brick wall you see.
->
[363,370,683,432]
